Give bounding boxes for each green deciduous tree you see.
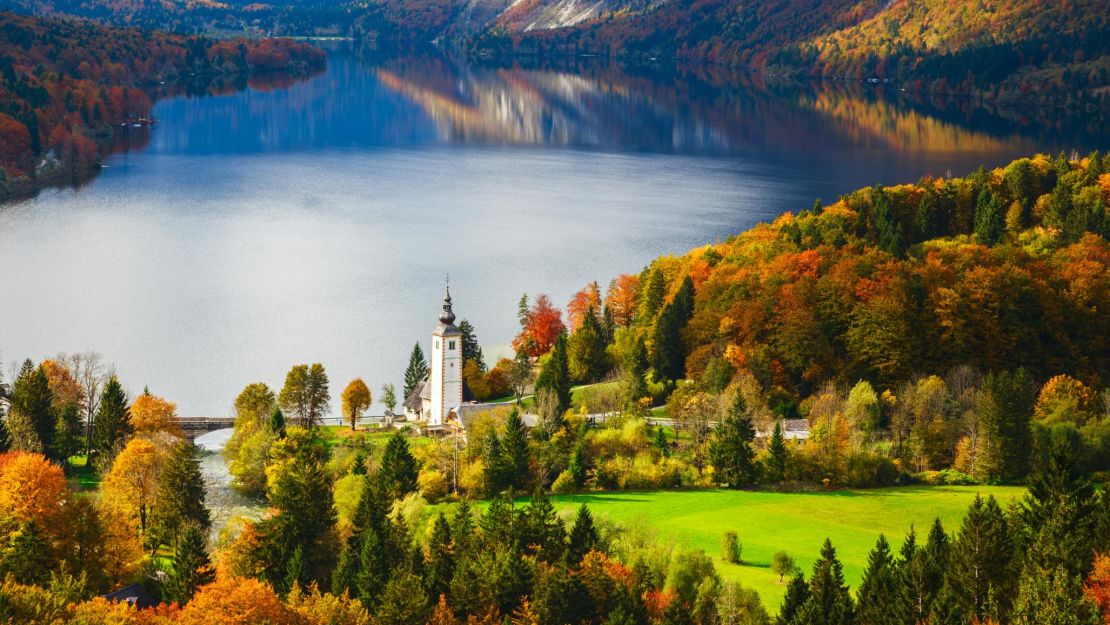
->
[279,363,330,429]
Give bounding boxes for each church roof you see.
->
[403,375,431,411]
[435,287,462,336]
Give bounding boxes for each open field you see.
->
[542,486,1024,611]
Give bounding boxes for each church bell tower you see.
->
[430,287,463,426]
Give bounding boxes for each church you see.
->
[402,287,537,434]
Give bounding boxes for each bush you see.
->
[417,468,448,503]
[552,469,577,494]
[771,551,797,581]
[916,469,978,486]
[721,531,741,564]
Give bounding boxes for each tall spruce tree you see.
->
[458,319,486,372]
[567,504,599,565]
[166,525,215,605]
[944,495,1015,623]
[535,331,572,414]
[524,488,566,563]
[425,512,454,599]
[624,338,650,408]
[92,375,130,462]
[380,432,419,500]
[973,187,1005,245]
[152,441,211,547]
[708,393,756,488]
[767,420,788,483]
[502,409,531,491]
[0,520,51,586]
[797,539,854,625]
[856,535,899,625]
[404,343,428,401]
[639,268,666,321]
[872,186,906,257]
[978,369,1034,481]
[651,277,695,383]
[776,572,809,625]
[9,361,54,457]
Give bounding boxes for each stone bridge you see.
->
[177,416,236,439]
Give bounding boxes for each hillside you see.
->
[0,11,325,200]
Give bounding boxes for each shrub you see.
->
[721,531,741,564]
[417,468,448,503]
[552,469,577,494]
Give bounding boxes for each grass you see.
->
[540,486,1023,611]
[66,454,101,491]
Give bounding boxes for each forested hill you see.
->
[616,152,1108,412]
[0,11,325,200]
[469,0,1109,106]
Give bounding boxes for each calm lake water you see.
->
[1,44,1104,416]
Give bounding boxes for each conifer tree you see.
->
[284,545,305,595]
[944,495,1015,622]
[651,277,695,383]
[502,410,531,491]
[775,573,809,625]
[0,520,51,586]
[767,420,787,483]
[0,411,10,453]
[1020,425,1095,573]
[269,406,286,438]
[568,307,610,383]
[380,432,419,500]
[567,505,599,565]
[459,319,486,372]
[568,441,588,489]
[798,539,854,625]
[166,525,215,605]
[53,402,81,461]
[973,186,1005,245]
[624,338,650,409]
[977,369,1034,481]
[483,430,507,497]
[451,498,475,556]
[357,527,387,609]
[378,571,431,625]
[652,426,670,459]
[92,375,130,462]
[856,535,898,625]
[481,495,516,546]
[915,188,939,241]
[332,538,358,597]
[152,441,211,547]
[873,186,906,257]
[535,331,572,414]
[426,512,454,599]
[639,268,666,321]
[404,343,428,401]
[9,360,54,457]
[708,393,756,488]
[524,488,566,563]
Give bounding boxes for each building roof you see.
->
[403,375,431,412]
[450,403,539,432]
[0,383,10,400]
[783,418,810,433]
[434,287,462,336]
[102,584,159,609]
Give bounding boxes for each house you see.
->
[756,418,811,441]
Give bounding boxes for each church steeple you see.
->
[439,286,456,325]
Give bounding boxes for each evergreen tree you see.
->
[568,307,610,383]
[639,268,666,321]
[944,495,1015,622]
[1020,425,1096,574]
[973,186,1005,245]
[152,441,211,547]
[535,331,572,414]
[269,406,286,438]
[481,495,517,546]
[873,186,906,257]
[0,411,10,453]
[380,432,419,500]
[9,361,54,457]
[776,573,809,625]
[458,319,486,372]
[898,520,948,624]
[502,410,531,491]
[92,375,130,462]
[767,420,787,483]
[708,394,756,488]
[524,488,566,563]
[53,403,81,461]
[652,277,695,383]
[567,504,599,565]
[624,338,650,408]
[404,343,429,401]
[284,545,305,595]
[0,520,51,586]
[482,430,508,496]
[978,369,1034,481]
[568,442,588,489]
[377,572,431,625]
[915,188,939,241]
[450,498,475,556]
[797,539,854,625]
[332,538,359,596]
[357,526,387,609]
[166,525,214,605]
[426,512,454,599]
[652,426,670,459]
[856,535,898,625]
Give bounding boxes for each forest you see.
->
[0,11,325,200]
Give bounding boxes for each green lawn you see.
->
[542,486,1022,611]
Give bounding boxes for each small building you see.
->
[756,418,811,441]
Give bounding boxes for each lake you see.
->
[1,44,1103,416]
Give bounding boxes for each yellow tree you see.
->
[101,438,167,535]
[0,451,70,539]
[341,379,371,431]
[130,392,183,438]
[178,577,293,625]
[40,359,83,409]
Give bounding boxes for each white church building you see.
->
[403,287,465,429]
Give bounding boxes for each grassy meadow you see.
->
[541,486,1023,611]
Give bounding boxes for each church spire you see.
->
[438,285,456,325]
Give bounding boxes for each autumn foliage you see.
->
[513,294,567,358]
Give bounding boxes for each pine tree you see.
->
[459,319,486,372]
[945,495,1015,622]
[651,277,695,383]
[799,539,854,625]
[481,495,516,547]
[973,186,1005,245]
[639,268,666,321]
[567,504,599,565]
[378,571,431,625]
[1020,425,1095,574]
[166,525,214,605]
[92,375,130,462]
[977,369,1034,481]
[652,426,670,459]
[380,432,419,500]
[775,573,809,625]
[856,535,898,625]
[767,420,787,483]
[404,343,429,401]
[284,545,305,595]
[0,520,51,586]
[708,393,756,488]
[524,488,566,563]
[873,186,906,257]
[357,527,387,609]
[624,338,650,408]
[535,331,572,414]
[502,410,531,491]
[568,306,609,384]
[9,361,54,457]
[915,188,939,241]
[451,498,475,556]
[568,442,588,488]
[152,441,211,547]
[483,430,507,496]
[426,512,454,599]
[332,538,359,596]
[53,402,81,461]
[258,448,337,591]
[269,406,286,438]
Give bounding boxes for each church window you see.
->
[449,340,456,350]
[435,340,439,349]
